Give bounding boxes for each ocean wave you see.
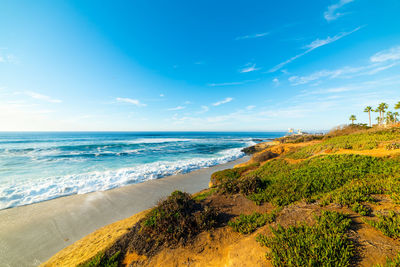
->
[0,146,247,210]
[124,138,194,144]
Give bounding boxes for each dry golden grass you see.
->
[42,210,148,267]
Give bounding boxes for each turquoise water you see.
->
[0,132,285,209]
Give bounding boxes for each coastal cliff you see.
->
[44,125,400,267]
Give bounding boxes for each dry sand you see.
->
[0,157,248,267]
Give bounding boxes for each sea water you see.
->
[0,132,284,210]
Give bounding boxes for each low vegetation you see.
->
[385,142,400,150]
[193,188,217,201]
[213,163,264,195]
[374,253,400,267]
[215,153,400,215]
[325,124,370,138]
[78,251,120,267]
[274,134,324,144]
[286,127,400,160]
[228,210,277,234]
[141,191,218,247]
[256,211,354,267]
[365,211,400,239]
[250,154,400,208]
[210,163,259,187]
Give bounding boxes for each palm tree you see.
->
[394,112,399,123]
[364,106,373,127]
[373,109,380,124]
[386,111,394,124]
[395,101,400,110]
[378,103,389,124]
[349,115,357,124]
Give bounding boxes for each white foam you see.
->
[125,138,194,144]
[0,146,247,210]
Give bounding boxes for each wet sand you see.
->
[0,156,248,267]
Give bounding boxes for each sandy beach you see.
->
[0,156,248,267]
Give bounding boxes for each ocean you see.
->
[0,132,285,210]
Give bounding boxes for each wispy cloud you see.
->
[370,46,400,63]
[207,79,258,87]
[273,78,280,86]
[197,105,210,114]
[116,97,146,107]
[236,32,269,40]
[168,106,185,111]
[213,97,233,106]
[0,54,18,64]
[208,81,245,87]
[239,63,260,73]
[269,26,362,72]
[246,105,256,110]
[324,0,354,21]
[25,91,62,103]
[289,45,400,85]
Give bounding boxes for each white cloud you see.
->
[168,106,185,111]
[239,63,260,73]
[246,105,256,110]
[236,32,269,40]
[213,97,233,106]
[0,53,18,64]
[305,27,360,50]
[324,0,354,21]
[269,27,362,72]
[326,87,354,93]
[208,81,245,87]
[197,105,209,114]
[25,91,62,103]
[370,46,400,63]
[207,79,258,87]
[160,94,164,97]
[116,97,146,107]
[289,46,400,86]
[366,63,397,75]
[273,78,279,85]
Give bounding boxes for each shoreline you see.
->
[0,156,249,267]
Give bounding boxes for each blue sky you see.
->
[1,0,400,131]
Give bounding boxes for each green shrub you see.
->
[351,202,372,216]
[325,124,370,138]
[228,211,277,234]
[365,211,400,239]
[320,178,383,215]
[256,211,354,267]
[210,163,259,187]
[213,163,264,195]
[391,193,400,204]
[142,191,218,244]
[275,134,324,144]
[252,150,279,163]
[78,251,120,267]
